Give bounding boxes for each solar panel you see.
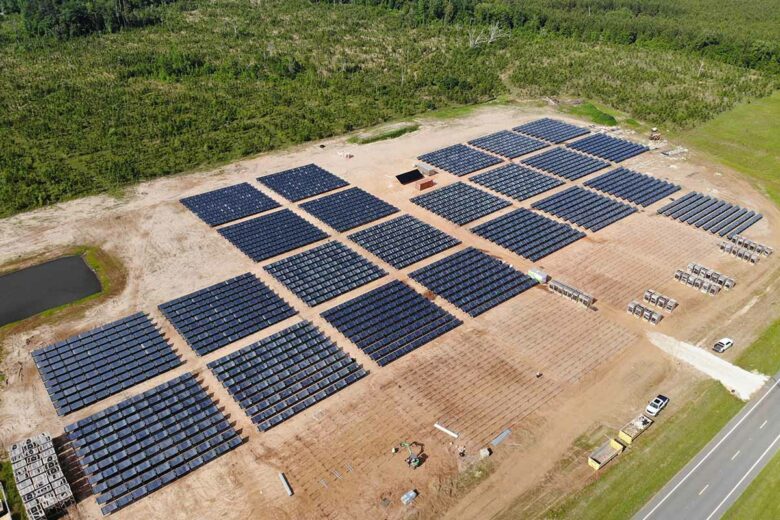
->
[410,248,537,317]
[472,208,585,261]
[31,313,181,416]
[411,182,510,226]
[159,273,297,356]
[584,167,680,207]
[257,164,348,202]
[567,133,649,162]
[179,183,280,227]
[532,186,637,231]
[417,144,503,176]
[468,130,548,159]
[521,147,610,180]
[470,163,564,202]
[321,281,461,366]
[348,214,461,269]
[265,241,386,306]
[657,192,763,238]
[64,373,241,515]
[300,187,399,232]
[513,118,589,143]
[207,321,367,431]
[218,209,328,262]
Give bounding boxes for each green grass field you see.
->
[0,459,25,520]
[723,448,780,519]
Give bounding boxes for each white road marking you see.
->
[760,420,768,429]
[705,432,780,520]
[638,380,779,520]
[699,484,709,495]
[731,450,740,461]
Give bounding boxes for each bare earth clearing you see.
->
[2,105,779,520]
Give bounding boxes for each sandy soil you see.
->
[1,104,779,520]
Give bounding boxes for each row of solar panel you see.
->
[567,133,649,163]
[584,167,680,207]
[411,182,510,225]
[521,147,610,181]
[471,163,564,202]
[657,192,763,238]
[532,186,637,232]
[418,143,503,176]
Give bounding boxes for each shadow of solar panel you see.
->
[300,187,399,232]
[657,192,763,238]
[521,148,609,180]
[257,164,348,202]
[410,247,537,317]
[218,209,328,262]
[468,130,548,159]
[532,186,637,231]
[513,118,589,143]
[159,273,297,356]
[418,144,503,176]
[348,214,461,269]
[321,281,461,366]
[265,242,386,306]
[207,321,367,431]
[471,163,564,202]
[411,182,511,226]
[179,183,280,227]
[64,373,241,515]
[31,313,182,416]
[568,133,649,162]
[585,167,680,207]
[472,208,585,261]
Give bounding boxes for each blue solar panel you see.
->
[321,281,461,366]
[568,133,649,163]
[179,183,280,227]
[657,192,763,238]
[584,167,680,207]
[218,209,328,262]
[418,144,503,176]
[532,186,637,232]
[65,373,241,515]
[411,182,510,226]
[513,118,589,143]
[207,321,367,431]
[472,208,585,261]
[32,313,181,416]
[300,187,399,232]
[348,214,461,269]
[265,241,386,306]
[521,147,609,180]
[159,273,297,356]
[410,248,537,317]
[470,163,564,202]
[468,130,548,159]
[257,164,348,202]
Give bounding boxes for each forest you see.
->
[0,0,777,216]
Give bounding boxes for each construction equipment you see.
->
[649,128,662,141]
[400,441,423,469]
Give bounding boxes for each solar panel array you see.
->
[513,118,589,143]
[532,186,637,232]
[568,133,649,162]
[471,163,564,202]
[32,313,181,416]
[219,209,328,262]
[257,164,348,202]
[159,273,297,356]
[410,248,537,317]
[65,373,241,515]
[300,187,399,232]
[521,148,609,180]
[179,183,280,227]
[468,130,548,159]
[584,168,680,207]
[418,144,503,176]
[265,242,386,306]
[411,182,511,225]
[348,215,461,269]
[321,281,461,366]
[473,208,585,261]
[207,321,366,431]
[657,192,763,238]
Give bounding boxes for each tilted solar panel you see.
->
[300,187,399,232]
[468,130,548,159]
[411,182,510,226]
[257,164,348,202]
[180,183,280,226]
[418,144,503,176]
[532,186,637,232]
[513,118,589,143]
[470,163,564,202]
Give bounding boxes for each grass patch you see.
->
[564,102,618,126]
[734,318,780,374]
[347,123,419,144]
[723,447,780,519]
[0,457,26,520]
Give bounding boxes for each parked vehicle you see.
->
[645,394,670,416]
[713,338,735,353]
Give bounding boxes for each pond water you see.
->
[0,255,102,326]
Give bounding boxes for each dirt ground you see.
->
[1,104,779,520]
